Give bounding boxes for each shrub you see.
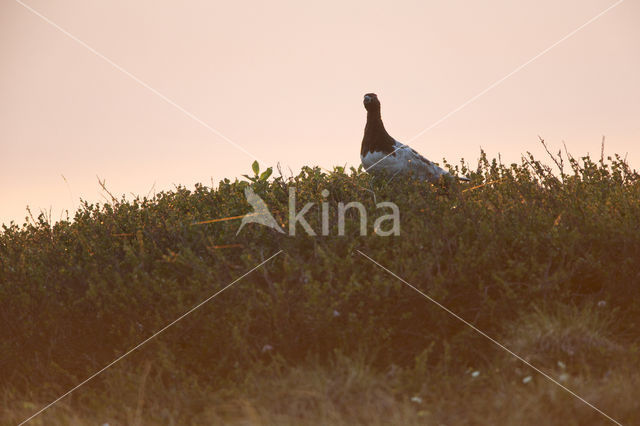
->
[1,151,639,424]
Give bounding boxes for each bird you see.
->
[360,93,469,183]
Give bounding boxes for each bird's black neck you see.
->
[361,109,395,156]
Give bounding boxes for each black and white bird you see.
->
[360,93,469,183]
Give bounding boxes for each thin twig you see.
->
[96,176,118,204]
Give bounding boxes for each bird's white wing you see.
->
[393,141,450,181]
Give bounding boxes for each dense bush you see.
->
[1,151,639,424]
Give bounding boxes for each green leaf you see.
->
[260,167,273,181]
[252,160,260,176]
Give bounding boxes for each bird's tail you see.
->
[457,176,471,182]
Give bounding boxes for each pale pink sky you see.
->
[1,0,638,225]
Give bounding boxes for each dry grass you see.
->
[5,303,638,425]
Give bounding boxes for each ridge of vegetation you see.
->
[2,149,639,425]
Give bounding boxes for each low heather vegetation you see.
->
[1,150,639,425]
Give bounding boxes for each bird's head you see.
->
[363,93,381,111]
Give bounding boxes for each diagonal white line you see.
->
[357,250,623,426]
[406,0,625,144]
[19,250,283,425]
[364,0,625,173]
[13,0,261,163]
